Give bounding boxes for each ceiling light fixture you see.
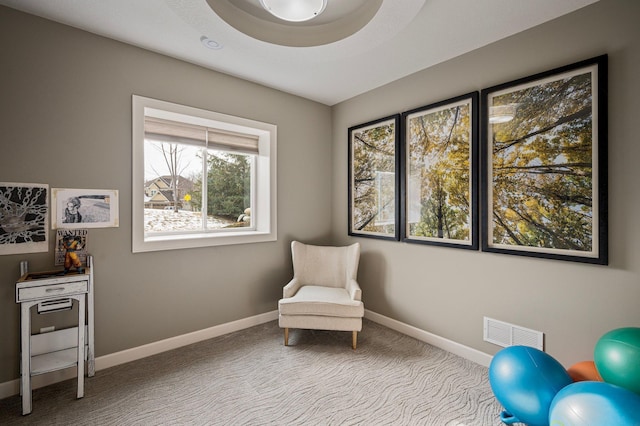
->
[259,0,327,22]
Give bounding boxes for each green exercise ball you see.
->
[594,327,640,394]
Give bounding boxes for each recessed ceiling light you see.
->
[259,0,327,23]
[200,36,223,50]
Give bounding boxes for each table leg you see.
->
[20,302,32,415]
[87,261,95,377]
[76,295,85,399]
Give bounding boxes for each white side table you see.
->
[15,256,95,415]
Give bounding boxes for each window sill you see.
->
[133,230,276,253]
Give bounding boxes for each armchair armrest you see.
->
[283,278,302,298]
[346,278,362,301]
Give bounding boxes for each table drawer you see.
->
[17,280,88,302]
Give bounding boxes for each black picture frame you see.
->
[480,55,608,264]
[401,92,479,250]
[348,114,401,240]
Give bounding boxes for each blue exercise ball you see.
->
[549,381,640,425]
[489,345,572,426]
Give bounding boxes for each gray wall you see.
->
[2,0,640,386]
[332,0,640,366]
[0,7,332,384]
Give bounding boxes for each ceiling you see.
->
[0,0,599,106]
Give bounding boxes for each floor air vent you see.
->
[483,317,544,351]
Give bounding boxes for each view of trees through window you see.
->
[144,140,252,234]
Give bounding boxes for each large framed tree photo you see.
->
[481,55,608,264]
[348,114,400,240]
[401,93,479,249]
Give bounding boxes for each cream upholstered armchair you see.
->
[278,241,364,349]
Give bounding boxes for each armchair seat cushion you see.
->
[279,285,364,318]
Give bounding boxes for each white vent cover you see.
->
[483,317,544,351]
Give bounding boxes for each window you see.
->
[132,95,276,252]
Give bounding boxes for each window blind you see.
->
[144,117,259,154]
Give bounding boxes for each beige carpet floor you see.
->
[0,319,504,425]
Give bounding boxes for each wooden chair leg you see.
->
[284,328,289,346]
[352,331,357,350]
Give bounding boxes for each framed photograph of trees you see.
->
[348,114,400,240]
[481,55,608,264]
[401,93,479,249]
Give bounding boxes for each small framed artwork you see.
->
[52,188,119,229]
[0,182,49,255]
[55,229,88,266]
[401,92,479,249]
[481,55,608,264]
[348,114,400,240]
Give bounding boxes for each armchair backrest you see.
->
[291,241,360,288]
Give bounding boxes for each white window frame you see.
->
[132,95,277,252]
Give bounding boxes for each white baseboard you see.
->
[364,310,493,367]
[96,310,278,371]
[1,309,492,400]
[0,310,278,400]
